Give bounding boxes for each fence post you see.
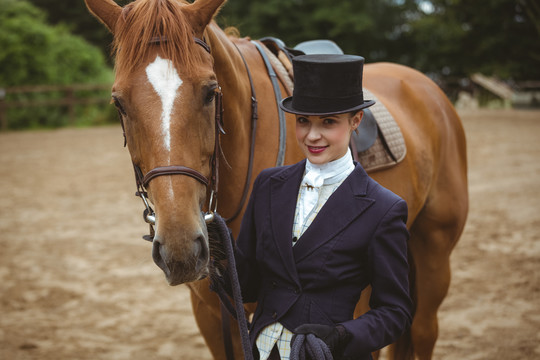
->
[0,88,6,131]
[66,87,76,126]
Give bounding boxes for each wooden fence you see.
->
[0,83,112,130]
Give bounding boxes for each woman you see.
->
[234,54,412,360]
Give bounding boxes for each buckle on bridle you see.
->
[136,190,156,225]
[137,188,217,227]
[204,190,218,224]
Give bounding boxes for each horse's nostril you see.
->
[152,241,171,277]
[194,236,209,273]
[151,234,209,284]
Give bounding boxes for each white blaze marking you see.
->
[145,56,182,154]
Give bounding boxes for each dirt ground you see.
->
[0,109,539,360]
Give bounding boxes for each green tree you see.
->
[0,0,111,86]
[27,0,132,63]
[403,0,540,81]
[0,0,113,129]
[24,0,540,92]
[218,0,418,64]
[219,0,539,83]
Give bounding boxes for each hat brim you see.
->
[279,97,375,116]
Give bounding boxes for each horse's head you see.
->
[85,0,226,285]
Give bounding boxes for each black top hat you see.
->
[280,54,375,116]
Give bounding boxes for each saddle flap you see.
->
[351,108,378,153]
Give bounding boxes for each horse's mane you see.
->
[113,0,203,76]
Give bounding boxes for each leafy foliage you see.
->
[403,0,540,80]
[218,0,418,64]
[23,0,540,83]
[0,0,113,129]
[3,0,536,126]
[0,0,112,86]
[218,0,540,82]
[27,0,133,63]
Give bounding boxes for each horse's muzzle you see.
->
[152,236,209,285]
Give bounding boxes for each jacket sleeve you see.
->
[340,198,413,356]
[233,172,263,303]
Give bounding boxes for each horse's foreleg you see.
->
[187,279,244,360]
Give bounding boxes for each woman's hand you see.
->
[293,324,352,359]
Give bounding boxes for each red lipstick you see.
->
[307,145,327,154]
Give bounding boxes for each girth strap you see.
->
[252,40,287,167]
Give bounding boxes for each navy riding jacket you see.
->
[234,160,413,359]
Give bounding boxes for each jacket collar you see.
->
[269,161,375,280]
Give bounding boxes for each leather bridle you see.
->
[130,36,225,240]
[120,34,262,242]
[126,35,263,360]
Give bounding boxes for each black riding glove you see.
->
[294,323,352,359]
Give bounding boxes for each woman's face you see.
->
[295,111,362,165]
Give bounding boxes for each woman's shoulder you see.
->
[255,160,306,184]
[367,177,403,202]
[351,165,405,207]
[353,171,409,223]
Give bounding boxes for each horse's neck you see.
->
[206,24,259,146]
[205,24,251,98]
[204,23,256,226]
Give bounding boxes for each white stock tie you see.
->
[297,148,355,227]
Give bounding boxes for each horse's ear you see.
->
[185,0,227,36]
[85,0,123,33]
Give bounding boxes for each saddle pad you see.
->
[357,89,407,173]
[259,41,406,172]
[258,42,294,95]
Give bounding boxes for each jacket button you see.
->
[272,281,277,288]
[272,312,277,319]
[294,288,300,294]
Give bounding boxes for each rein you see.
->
[209,213,254,360]
[124,35,286,360]
[224,42,258,224]
[125,36,255,360]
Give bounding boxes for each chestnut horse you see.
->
[85,0,468,359]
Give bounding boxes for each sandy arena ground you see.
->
[0,109,539,359]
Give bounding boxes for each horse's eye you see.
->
[112,96,126,116]
[204,88,216,105]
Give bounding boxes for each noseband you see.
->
[131,36,225,239]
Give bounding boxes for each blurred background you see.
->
[0,0,539,130]
[1,1,539,359]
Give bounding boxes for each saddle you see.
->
[258,38,406,172]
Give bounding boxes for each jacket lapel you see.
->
[292,164,375,263]
[269,161,306,283]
